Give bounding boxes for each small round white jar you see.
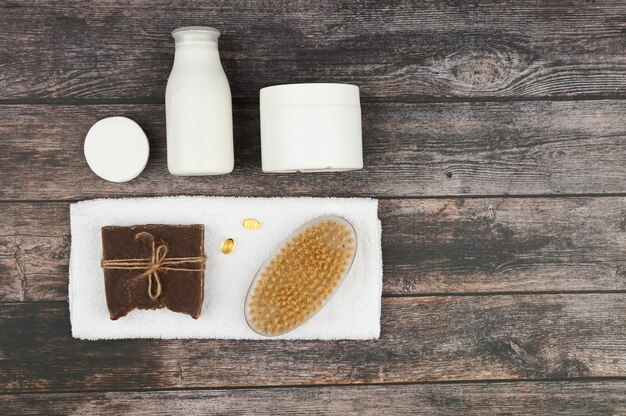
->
[260,83,363,173]
[84,116,149,183]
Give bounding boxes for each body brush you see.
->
[245,216,357,336]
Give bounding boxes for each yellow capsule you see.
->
[221,238,235,254]
[243,218,261,230]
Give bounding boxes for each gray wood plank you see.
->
[1,1,625,100]
[3,381,626,415]
[1,101,625,200]
[381,197,626,294]
[0,295,624,392]
[1,197,625,302]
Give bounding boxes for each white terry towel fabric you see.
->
[69,196,382,340]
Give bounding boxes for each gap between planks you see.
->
[3,93,626,107]
[1,193,626,205]
[2,377,626,397]
[3,289,626,307]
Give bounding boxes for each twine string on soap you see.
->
[101,231,206,301]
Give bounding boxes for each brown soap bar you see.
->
[101,224,205,320]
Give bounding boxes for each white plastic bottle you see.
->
[166,26,234,175]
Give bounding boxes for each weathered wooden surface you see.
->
[1,0,625,412]
[1,101,625,200]
[1,1,626,101]
[3,381,626,416]
[1,295,624,392]
[1,197,624,302]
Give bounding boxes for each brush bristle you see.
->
[245,217,357,336]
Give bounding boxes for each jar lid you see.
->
[260,83,360,110]
[84,117,149,183]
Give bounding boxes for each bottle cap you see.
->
[84,117,150,182]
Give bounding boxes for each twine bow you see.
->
[101,231,207,301]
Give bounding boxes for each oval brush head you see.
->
[245,216,357,337]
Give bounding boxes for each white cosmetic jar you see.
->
[260,83,363,172]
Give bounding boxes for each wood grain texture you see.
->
[381,197,626,294]
[1,0,626,101]
[1,1,625,410]
[0,204,71,302]
[0,295,624,392]
[1,197,625,302]
[1,101,625,200]
[3,381,626,415]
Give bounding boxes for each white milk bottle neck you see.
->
[172,28,222,69]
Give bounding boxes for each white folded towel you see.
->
[69,196,382,340]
